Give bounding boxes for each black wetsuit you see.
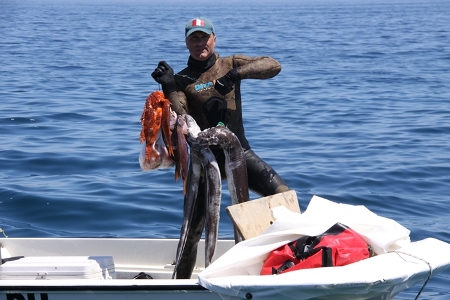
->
[165,53,290,278]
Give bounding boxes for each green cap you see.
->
[185,17,215,37]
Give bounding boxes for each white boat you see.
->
[1,195,450,300]
[0,236,450,300]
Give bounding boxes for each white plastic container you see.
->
[0,256,115,280]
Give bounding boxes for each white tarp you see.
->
[198,196,450,300]
[265,195,411,254]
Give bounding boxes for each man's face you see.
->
[185,31,216,61]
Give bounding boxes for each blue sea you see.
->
[1,0,449,298]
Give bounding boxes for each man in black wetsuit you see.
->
[151,17,290,279]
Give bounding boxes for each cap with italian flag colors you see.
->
[185,17,215,37]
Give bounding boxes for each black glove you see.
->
[214,68,241,95]
[151,61,176,94]
[152,61,173,84]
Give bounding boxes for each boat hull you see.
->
[1,281,222,300]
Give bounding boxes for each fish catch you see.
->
[139,94,249,279]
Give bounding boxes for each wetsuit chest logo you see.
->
[195,81,214,92]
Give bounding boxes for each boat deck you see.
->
[0,238,235,280]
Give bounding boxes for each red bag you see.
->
[261,223,371,275]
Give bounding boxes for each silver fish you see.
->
[173,115,222,277]
[194,143,221,268]
[172,146,202,279]
[197,125,249,243]
[172,115,202,279]
[197,125,249,206]
[173,117,248,278]
[173,115,189,194]
[185,115,223,269]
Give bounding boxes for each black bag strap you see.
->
[292,235,333,267]
[291,235,317,258]
[272,260,296,275]
[292,223,348,259]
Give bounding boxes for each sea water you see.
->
[1,0,449,298]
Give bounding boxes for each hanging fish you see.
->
[139,91,189,191]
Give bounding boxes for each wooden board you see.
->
[226,190,300,240]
